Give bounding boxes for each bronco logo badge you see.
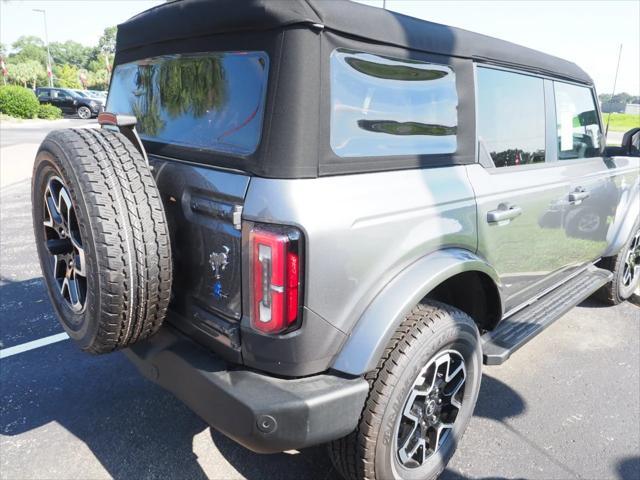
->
[209,246,230,299]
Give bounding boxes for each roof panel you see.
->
[116,0,592,84]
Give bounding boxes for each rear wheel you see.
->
[329,301,482,480]
[32,128,172,353]
[597,221,640,305]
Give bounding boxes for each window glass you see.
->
[477,67,546,167]
[554,82,601,159]
[107,52,269,156]
[330,49,457,157]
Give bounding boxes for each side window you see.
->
[330,49,458,158]
[554,82,602,160]
[37,89,50,99]
[477,67,546,167]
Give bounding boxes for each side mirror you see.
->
[622,127,640,157]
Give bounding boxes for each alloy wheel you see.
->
[622,229,640,288]
[395,349,466,468]
[77,106,91,119]
[42,175,87,312]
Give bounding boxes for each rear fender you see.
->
[332,248,502,376]
[602,176,639,258]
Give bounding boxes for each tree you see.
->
[87,69,110,90]
[97,26,117,55]
[50,41,92,68]
[598,93,612,103]
[7,60,45,89]
[611,92,632,105]
[10,36,47,66]
[54,64,81,88]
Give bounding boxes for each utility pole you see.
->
[33,8,53,87]
[382,0,387,9]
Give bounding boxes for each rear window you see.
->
[107,52,269,156]
[330,49,458,158]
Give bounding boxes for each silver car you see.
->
[31,1,639,479]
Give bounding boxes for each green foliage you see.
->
[9,36,47,66]
[54,64,81,88]
[158,55,227,118]
[97,26,117,55]
[599,92,639,105]
[5,29,116,90]
[7,60,45,89]
[50,41,92,68]
[0,85,40,118]
[37,103,63,119]
[87,68,110,90]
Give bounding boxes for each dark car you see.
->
[35,87,104,119]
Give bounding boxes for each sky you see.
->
[1,0,638,95]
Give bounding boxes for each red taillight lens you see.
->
[250,225,302,334]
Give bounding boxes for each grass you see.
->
[601,112,640,132]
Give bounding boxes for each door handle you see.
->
[487,203,522,224]
[568,187,590,203]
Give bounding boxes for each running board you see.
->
[482,266,612,365]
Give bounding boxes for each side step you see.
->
[482,266,612,365]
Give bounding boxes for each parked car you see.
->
[35,87,104,119]
[30,1,640,479]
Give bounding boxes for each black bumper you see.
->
[124,327,369,453]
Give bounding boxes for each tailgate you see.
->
[151,157,249,351]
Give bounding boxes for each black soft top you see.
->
[117,0,592,84]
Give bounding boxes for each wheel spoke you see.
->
[396,349,467,468]
[57,187,73,229]
[42,176,86,312]
[44,189,62,228]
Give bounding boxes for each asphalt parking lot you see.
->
[0,120,638,480]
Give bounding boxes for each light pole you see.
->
[33,8,53,87]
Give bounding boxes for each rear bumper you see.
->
[124,326,369,453]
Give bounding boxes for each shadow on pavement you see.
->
[617,456,640,480]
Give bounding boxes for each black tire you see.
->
[596,220,640,305]
[329,301,482,480]
[32,128,172,353]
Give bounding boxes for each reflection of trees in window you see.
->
[131,55,228,137]
[490,148,545,167]
[158,55,226,118]
[357,119,456,136]
[345,57,448,81]
[133,64,165,137]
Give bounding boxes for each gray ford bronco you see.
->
[31,1,640,478]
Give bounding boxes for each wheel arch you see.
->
[601,177,640,258]
[332,248,503,376]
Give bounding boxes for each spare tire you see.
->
[32,128,172,353]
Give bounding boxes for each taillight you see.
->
[250,224,303,334]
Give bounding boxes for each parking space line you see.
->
[0,332,69,359]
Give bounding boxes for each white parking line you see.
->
[0,332,69,359]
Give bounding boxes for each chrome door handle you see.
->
[487,203,522,223]
[568,188,590,203]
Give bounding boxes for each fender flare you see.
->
[332,248,502,376]
[602,176,639,258]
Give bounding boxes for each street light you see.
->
[32,8,53,87]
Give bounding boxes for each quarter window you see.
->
[477,67,546,167]
[554,82,601,160]
[330,49,458,158]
